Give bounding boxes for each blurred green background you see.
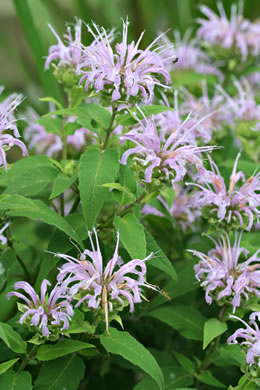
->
[1,0,260,102]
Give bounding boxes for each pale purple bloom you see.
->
[45,19,83,69]
[79,19,173,103]
[24,108,94,156]
[0,87,27,170]
[188,233,260,311]
[216,79,260,127]
[7,280,74,337]
[120,108,217,184]
[161,30,223,79]
[197,1,260,62]
[142,184,201,231]
[228,312,260,366]
[0,222,9,245]
[188,153,260,230]
[54,229,157,333]
[180,81,233,142]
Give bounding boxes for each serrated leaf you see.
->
[79,148,119,228]
[100,328,164,390]
[145,230,177,281]
[0,195,83,249]
[197,370,225,388]
[203,318,227,349]
[0,359,19,375]
[36,339,94,361]
[45,103,111,129]
[49,172,77,199]
[0,370,32,390]
[210,344,244,367]
[0,322,26,354]
[5,166,59,197]
[0,156,54,188]
[147,303,206,340]
[34,355,85,390]
[114,214,146,259]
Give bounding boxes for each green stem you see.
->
[17,344,38,373]
[61,117,67,160]
[69,195,80,214]
[100,190,147,229]
[60,193,65,217]
[6,226,31,282]
[102,105,118,150]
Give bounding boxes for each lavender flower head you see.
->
[7,280,74,338]
[180,81,233,143]
[24,108,94,156]
[188,153,260,231]
[188,233,260,312]
[55,229,158,333]
[45,18,83,69]
[161,30,223,79]
[216,79,260,128]
[197,1,260,62]
[228,312,260,367]
[79,19,173,103]
[120,107,217,185]
[0,87,27,170]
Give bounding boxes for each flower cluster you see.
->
[7,231,156,336]
[120,108,217,185]
[0,87,27,170]
[7,280,74,338]
[79,19,173,103]
[55,230,157,333]
[197,1,260,62]
[188,153,260,231]
[228,312,260,367]
[162,30,223,79]
[24,108,94,156]
[189,232,260,312]
[45,19,83,70]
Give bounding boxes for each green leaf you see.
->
[0,250,17,291]
[0,370,32,390]
[39,96,63,110]
[0,359,19,375]
[37,117,63,135]
[100,328,164,390]
[5,166,59,197]
[0,322,26,354]
[63,311,95,335]
[118,164,137,195]
[114,214,146,259]
[210,344,245,367]
[173,352,195,374]
[0,156,54,188]
[100,183,136,202]
[49,172,77,199]
[0,195,83,249]
[45,103,111,129]
[197,370,225,388]
[34,355,85,390]
[203,318,228,349]
[79,148,119,228]
[145,230,177,281]
[36,339,95,361]
[13,0,63,103]
[147,303,206,340]
[117,105,175,126]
